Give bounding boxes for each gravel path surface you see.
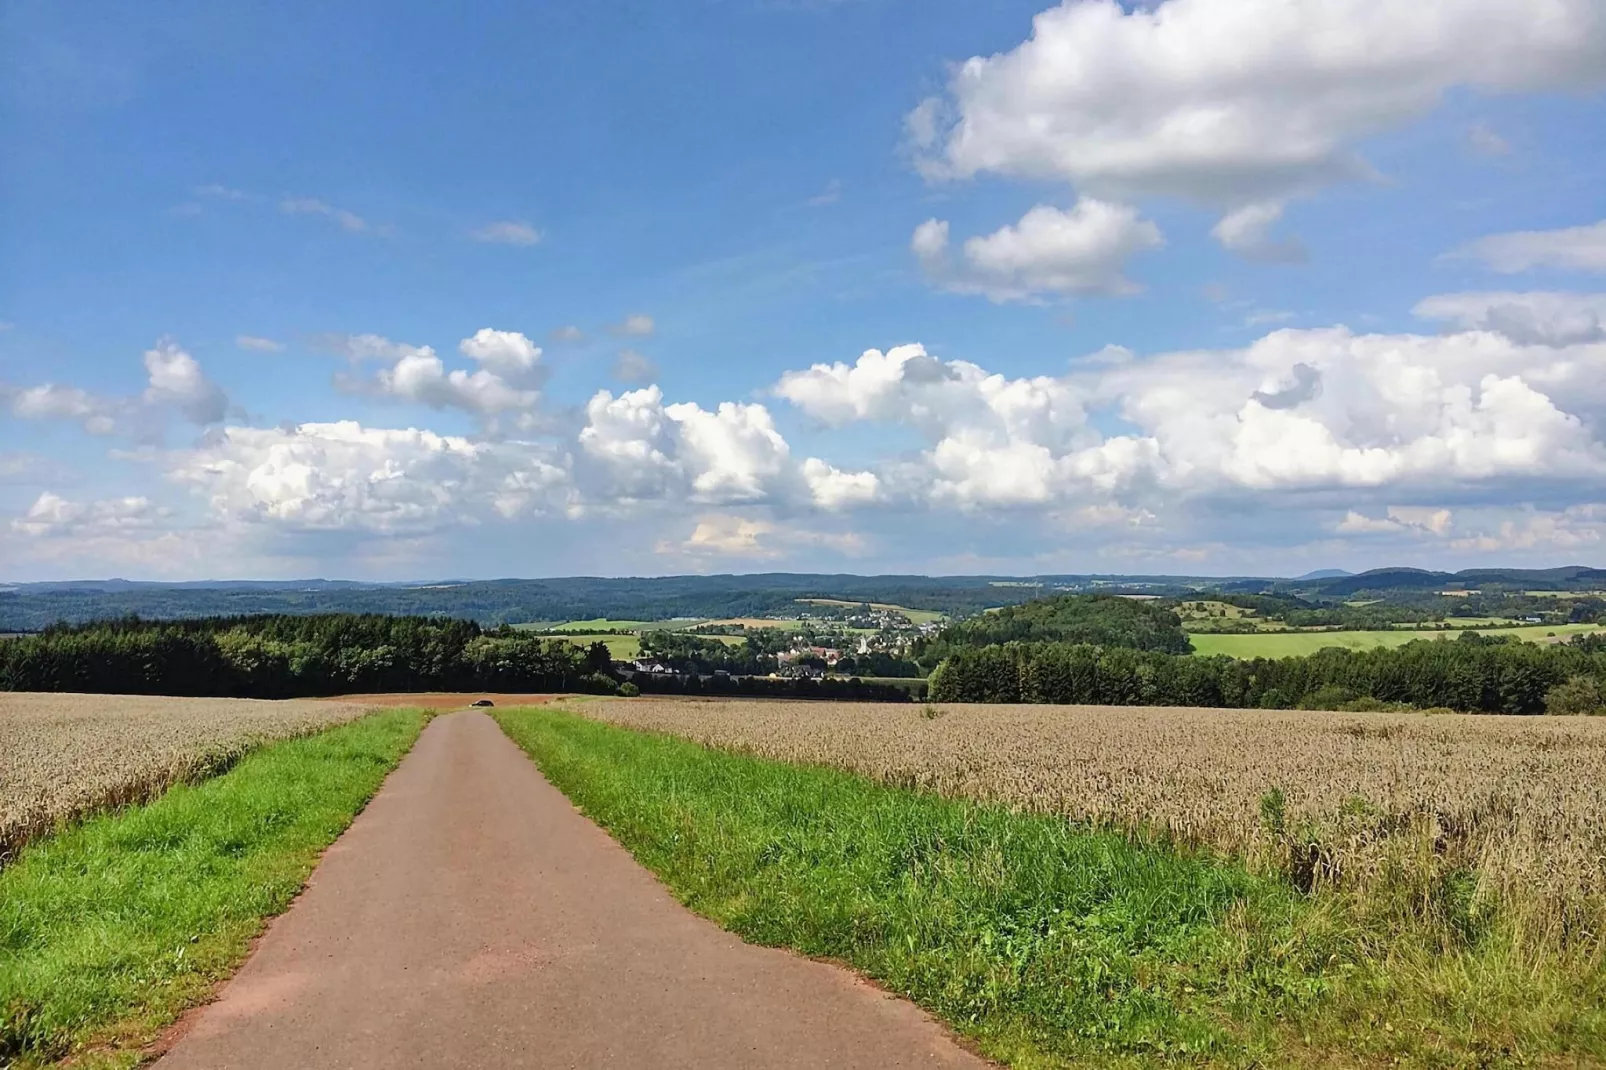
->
[155,710,989,1069]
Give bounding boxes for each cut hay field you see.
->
[1189,621,1606,658]
[0,693,370,862]
[580,697,1606,937]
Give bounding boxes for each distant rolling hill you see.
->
[1296,566,1606,597]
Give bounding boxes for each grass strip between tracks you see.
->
[0,707,426,1069]
[496,705,1606,1069]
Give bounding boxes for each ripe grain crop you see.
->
[0,692,370,862]
[583,698,1606,946]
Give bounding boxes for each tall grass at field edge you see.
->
[496,707,1606,1069]
[0,708,426,1068]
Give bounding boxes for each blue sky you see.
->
[3,0,1606,580]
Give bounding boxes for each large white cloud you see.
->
[801,459,882,510]
[773,327,1606,511]
[13,315,1606,572]
[167,421,570,533]
[343,330,544,417]
[575,386,879,511]
[912,199,1163,301]
[577,387,790,505]
[3,338,227,434]
[142,340,229,424]
[373,351,538,414]
[909,0,1606,246]
[1092,327,1606,492]
[778,343,1092,445]
[457,329,544,384]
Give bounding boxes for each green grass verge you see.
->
[1188,622,1606,658]
[0,708,425,1068]
[494,707,1606,1068]
[491,708,1328,1065]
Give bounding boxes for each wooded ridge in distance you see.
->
[6,565,1606,631]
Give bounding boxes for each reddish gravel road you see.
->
[155,710,990,1069]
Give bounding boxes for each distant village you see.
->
[622,604,941,680]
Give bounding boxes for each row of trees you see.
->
[0,615,615,697]
[636,631,778,674]
[928,632,1606,714]
[915,594,1192,668]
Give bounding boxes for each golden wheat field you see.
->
[583,698,1606,937]
[0,692,370,860]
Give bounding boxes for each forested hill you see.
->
[0,574,1234,630]
[1284,565,1606,598]
[3,564,1602,631]
[0,575,1012,630]
[916,595,1192,666]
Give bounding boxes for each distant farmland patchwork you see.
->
[1189,621,1606,658]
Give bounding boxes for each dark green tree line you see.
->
[0,614,607,698]
[928,633,1606,714]
[915,594,1192,668]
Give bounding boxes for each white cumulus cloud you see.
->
[457,328,544,384]
[802,458,881,510]
[143,340,228,424]
[772,325,1606,512]
[577,387,799,507]
[167,421,570,533]
[372,350,538,415]
[11,491,165,537]
[343,330,544,417]
[910,0,1606,250]
[914,200,1163,301]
